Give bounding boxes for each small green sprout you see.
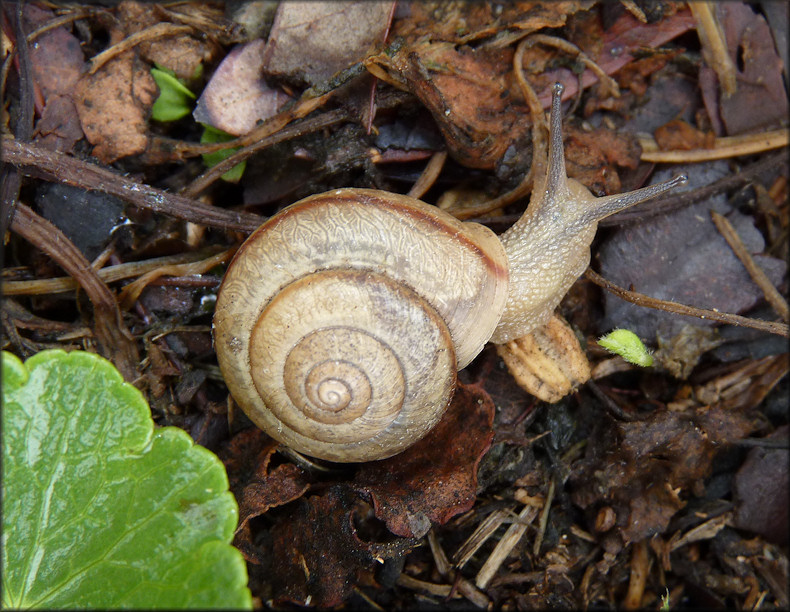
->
[660,587,671,610]
[200,124,246,183]
[598,328,654,367]
[151,66,196,121]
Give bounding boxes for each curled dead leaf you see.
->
[497,314,591,403]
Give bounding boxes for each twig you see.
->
[1,3,34,237]
[181,106,347,199]
[520,34,620,98]
[149,90,340,162]
[584,268,789,338]
[453,507,513,568]
[669,512,732,552]
[3,248,224,296]
[117,248,236,310]
[2,137,265,232]
[710,211,789,321]
[10,204,139,382]
[427,531,490,609]
[587,379,645,422]
[475,503,540,589]
[532,476,555,556]
[638,129,788,163]
[396,574,453,598]
[623,540,649,609]
[407,151,447,200]
[87,23,193,75]
[620,0,648,23]
[689,2,737,96]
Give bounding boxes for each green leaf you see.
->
[2,350,252,610]
[598,329,654,367]
[151,67,196,122]
[200,125,246,183]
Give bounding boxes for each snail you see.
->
[213,83,686,462]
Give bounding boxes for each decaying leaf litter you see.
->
[2,0,788,608]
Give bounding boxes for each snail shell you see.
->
[213,189,509,461]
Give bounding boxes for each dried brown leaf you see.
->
[269,486,373,607]
[262,1,394,87]
[117,0,222,80]
[654,119,716,151]
[219,428,310,530]
[194,39,291,136]
[74,41,156,162]
[22,4,85,101]
[354,383,495,537]
[370,42,530,169]
[571,402,760,544]
[392,1,587,46]
[713,3,788,134]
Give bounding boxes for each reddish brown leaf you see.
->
[392,1,587,46]
[269,486,373,607]
[116,1,223,80]
[219,428,310,530]
[709,3,788,134]
[74,45,156,163]
[609,49,682,99]
[34,96,85,153]
[654,119,716,151]
[22,4,85,152]
[372,42,530,170]
[527,8,697,107]
[22,4,85,102]
[563,123,641,195]
[354,383,495,537]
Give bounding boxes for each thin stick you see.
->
[689,2,737,96]
[475,504,539,589]
[117,248,236,310]
[87,23,192,74]
[407,151,447,200]
[2,137,264,232]
[10,204,139,381]
[638,129,788,163]
[427,531,490,608]
[710,211,789,321]
[623,539,650,609]
[584,269,789,338]
[181,106,346,198]
[532,476,555,556]
[602,151,786,226]
[453,507,513,568]
[620,0,648,23]
[522,34,620,98]
[3,248,224,296]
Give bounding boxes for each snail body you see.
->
[213,83,685,462]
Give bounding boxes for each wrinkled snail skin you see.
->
[213,83,686,462]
